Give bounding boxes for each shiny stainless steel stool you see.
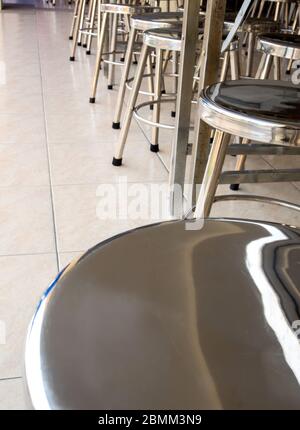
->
[24,217,300,409]
[256,32,300,79]
[112,28,240,166]
[195,80,300,217]
[89,2,159,102]
[241,17,280,77]
[112,11,184,128]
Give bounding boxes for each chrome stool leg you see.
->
[151,48,163,153]
[82,0,94,48]
[77,0,87,47]
[86,0,97,55]
[113,43,150,166]
[69,0,80,41]
[89,11,108,103]
[195,130,231,218]
[147,54,155,111]
[107,12,118,90]
[112,26,138,128]
[70,0,85,61]
[171,50,178,118]
[245,31,255,77]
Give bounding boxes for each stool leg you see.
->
[266,1,273,18]
[89,11,108,103]
[195,131,231,218]
[230,49,240,80]
[220,51,230,82]
[230,138,249,191]
[69,0,80,40]
[151,48,163,153]
[112,27,137,129]
[273,56,280,80]
[245,32,255,77]
[147,55,155,111]
[70,0,85,60]
[77,0,87,46]
[273,1,281,22]
[86,0,97,55]
[259,53,273,79]
[171,50,178,118]
[108,13,118,90]
[257,0,265,18]
[113,44,150,166]
[82,0,93,48]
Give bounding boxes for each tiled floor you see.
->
[0,1,299,410]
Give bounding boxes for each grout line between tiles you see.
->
[262,155,300,194]
[35,8,60,272]
[0,376,22,383]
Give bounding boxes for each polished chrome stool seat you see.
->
[25,218,300,409]
[200,80,300,144]
[196,79,300,216]
[258,32,300,58]
[256,32,300,78]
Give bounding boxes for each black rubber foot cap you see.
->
[86,50,91,55]
[171,111,176,118]
[150,144,159,153]
[161,89,166,94]
[286,70,291,75]
[230,184,240,191]
[245,52,248,56]
[120,57,125,63]
[209,137,214,143]
[77,42,81,47]
[112,157,122,166]
[133,60,138,64]
[82,43,87,48]
[108,85,113,90]
[70,56,75,61]
[112,122,120,130]
[89,97,95,103]
[69,36,73,41]
[150,104,154,110]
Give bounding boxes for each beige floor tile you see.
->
[53,182,167,252]
[49,137,168,185]
[0,76,43,115]
[0,113,46,144]
[0,378,28,410]
[0,143,49,187]
[0,253,57,378]
[0,186,55,255]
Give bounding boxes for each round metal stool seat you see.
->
[257,32,300,59]
[25,218,300,410]
[100,3,160,15]
[199,80,300,145]
[131,11,184,31]
[143,27,185,51]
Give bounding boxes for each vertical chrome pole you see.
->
[169,0,201,218]
[187,0,227,208]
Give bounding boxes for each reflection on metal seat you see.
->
[196,79,300,214]
[24,218,300,409]
[256,32,300,79]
